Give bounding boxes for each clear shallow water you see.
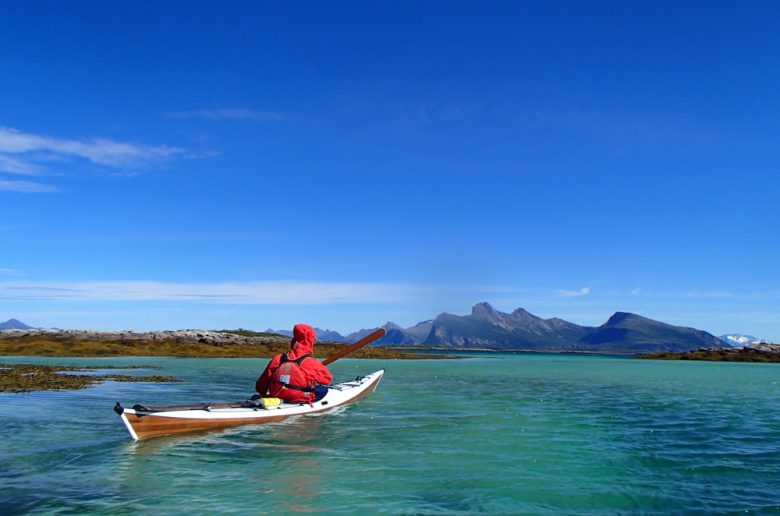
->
[1,354,779,514]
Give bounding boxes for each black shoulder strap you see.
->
[280,353,312,366]
[293,353,312,366]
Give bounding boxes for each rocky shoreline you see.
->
[0,328,287,346]
[0,363,179,392]
[0,328,451,392]
[0,328,447,360]
[640,344,780,363]
[4,328,776,362]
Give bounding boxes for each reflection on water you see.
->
[115,415,330,512]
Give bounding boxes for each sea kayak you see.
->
[114,370,384,440]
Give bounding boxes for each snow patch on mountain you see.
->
[718,334,766,347]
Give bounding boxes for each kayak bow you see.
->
[114,370,384,440]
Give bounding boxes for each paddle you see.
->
[322,328,387,366]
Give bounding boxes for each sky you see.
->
[1,1,779,340]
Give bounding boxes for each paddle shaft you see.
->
[322,328,386,366]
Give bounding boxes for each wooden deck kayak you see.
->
[114,370,384,440]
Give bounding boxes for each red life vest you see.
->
[268,353,315,401]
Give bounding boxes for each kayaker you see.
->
[255,323,333,403]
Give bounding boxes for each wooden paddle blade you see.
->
[322,328,386,365]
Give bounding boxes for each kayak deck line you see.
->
[114,369,384,440]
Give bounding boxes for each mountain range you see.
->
[4,307,744,353]
[274,302,726,353]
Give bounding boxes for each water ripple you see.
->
[2,355,779,513]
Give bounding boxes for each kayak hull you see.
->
[116,370,384,440]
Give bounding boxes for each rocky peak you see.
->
[604,312,636,326]
[510,307,540,322]
[471,302,498,318]
[470,302,511,327]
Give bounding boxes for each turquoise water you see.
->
[1,354,779,514]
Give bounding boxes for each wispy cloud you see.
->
[685,290,733,299]
[0,268,21,275]
[0,280,413,304]
[166,108,285,121]
[651,290,735,299]
[531,108,709,151]
[0,154,43,175]
[0,125,192,193]
[0,280,515,305]
[557,287,591,298]
[0,178,58,193]
[0,126,186,168]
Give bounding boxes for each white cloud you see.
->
[166,108,285,121]
[0,280,413,304]
[630,287,642,296]
[0,125,192,192]
[0,280,516,305]
[557,287,591,297]
[0,178,58,193]
[0,126,185,168]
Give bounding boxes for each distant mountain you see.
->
[346,322,416,345]
[0,318,34,330]
[344,303,723,353]
[718,334,766,348]
[404,320,434,342]
[265,327,347,342]
[580,312,723,352]
[344,327,379,343]
[260,303,723,353]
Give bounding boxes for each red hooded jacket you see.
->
[255,324,333,403]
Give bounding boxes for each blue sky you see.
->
[1,1,779,339]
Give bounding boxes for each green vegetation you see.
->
[0,363,179,392]
[0,336,446,360]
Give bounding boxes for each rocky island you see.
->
[0,327,449,393]
[639,342,780,363]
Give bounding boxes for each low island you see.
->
[639,343,780,363]
[0,328,446,393]
[0,328,444,359]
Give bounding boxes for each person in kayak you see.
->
[255,323,333,403]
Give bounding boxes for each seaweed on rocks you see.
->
[0,363,179,393]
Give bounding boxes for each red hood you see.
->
[288,323,316,359]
